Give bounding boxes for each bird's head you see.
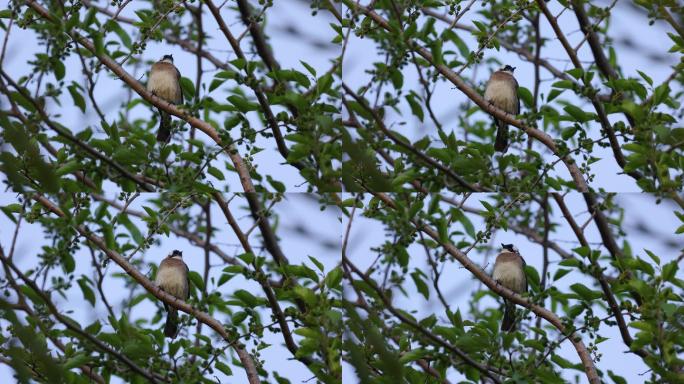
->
[502,65,516,73]
[160,54,174,63]
[169,249,183,258]
[501,243,519,254]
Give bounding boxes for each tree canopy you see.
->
[0,0,683,383]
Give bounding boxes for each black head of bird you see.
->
[492,243,527,332]
[501,243,519,254]
[147,54,183,142]
[155,249,189,338]
[484,64,520,153]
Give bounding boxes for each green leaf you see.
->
[215,361,233,376]
[300,60,316,76]
[317,73,333,95]
[266,175,285,193]
[561,126,578,140]
[662,261,677,282]
[552,80,575,89]
[653,83,670,105]
[227,95,259,112]
[608,370,627,384]
[117,214,144,245]
[232,311,248,325]
[545,177,562,191]
[92,33,104,56]
[547,89,563,102]
[564,105,591,122]
[410,271,429,300]
[636,70,652,86]
[63,353,92,370]
[566,68,583,79]
[208,166,225,181]
[180,77,195,99]
[525,265,540,288]
[570,283,603,301]
[308,255,324,272]
[389,67,403,89]
[54,60,66,81]
[553,268,571,281]
[431,38,443,66]
[108,21,132,49]
[398,349,428,364]
[572,246,590,258]
[77,277,96,307]
[188,271,205,291]
[234,289,258,307]
[518,87,533,108]
[209,78,227,92]
[551,354,575,369]
[449,32,470,58]
[643,249,660,265]
[405,93,424,122]
[324,267,342,290]
[293,285,317,306]
[68,84,86,113]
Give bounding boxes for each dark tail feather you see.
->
[156,110,171,142]
[164,308,178,338]
[494,120,509,153]
[501,300,516,332]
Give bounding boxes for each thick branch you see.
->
[552,193,646,358]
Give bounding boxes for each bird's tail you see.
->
[501,300,516,332]
[164,308,179,338]
[494,120,509,153]
[156,109,171,142]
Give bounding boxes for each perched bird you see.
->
[484,65,519,153]
[492,243,527,332]
[147,54,183,142]
[155,249,189,338]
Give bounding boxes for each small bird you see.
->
[492,243,527,332]
[147,54,183,142]
[155,249,189,338]
[484,65,519,153]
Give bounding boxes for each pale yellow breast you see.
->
[492,262,526,293]
[147,69,182,104]
[155,266,188,299]
[484,79,518,114]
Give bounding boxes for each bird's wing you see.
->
[521,255,528,292]
[514,76,520,114]
[183,261,190,299]
[175,66,183,104]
